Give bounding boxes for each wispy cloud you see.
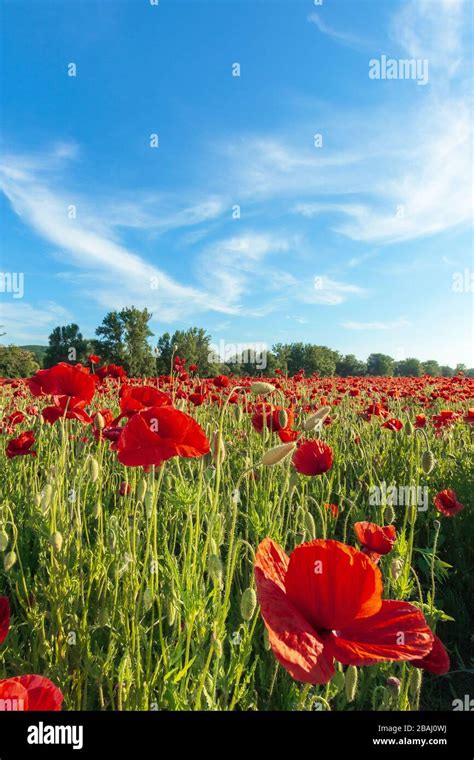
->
[0,301,72,343]
[342,318,410,331]
[308,13,370,52]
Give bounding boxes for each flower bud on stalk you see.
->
[408,668,422,695]
[278,409,288,429]
[144,490,155,518]
[390,557,404,580]
[404,419,414,436]
[304,511,316,540]
[250,382,275,396]
[211,431,226,465]
[137,477,147,502]
[303,406,331,432]
[40,484,53,513]
[94,412,105,431]
[383,505,396,524]
[233,405,243,423]
[49,531,63,553]
[240,588,257,621]
[107,529,117,553]
[262,442,296,466]
[421,450,435,475]
[0,530,9,551]
[332,670,345,692]
[88,457,100,484]
[4,551,17,572]
[207,554,223,584]
[345,666,358,702]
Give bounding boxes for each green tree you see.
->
[44,324,88,367]
[421,360,441,376]
[95,308,155,376]
[156,327,218,375]
[336,353,367,377]
[440,365,454,377]
[395,358,422,377]
[367,353,395,376]
[0,345,39,377]
[94,312,127,366]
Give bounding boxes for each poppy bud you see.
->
[304,511,316,539]
[144,490,155,517]
[0,530,9,551]
[390,557,404,580]
[137,477,147,502]
[404,419,414,436]
[263,628,271,651]
[207,554,223,583]
[278,409,288,429]
[34,494,42,509]
[304,406,331,432]
[142,587,154,613]
[250,382,275,395]
[332,671,345,691]
[433,519,441,530]
[408,668,422,695]
[345,666,358,702]
[211,431,226,465]
[262,442,296,466]
[94,412,105,431]
[233,405,243,423]
[212,635,223,658]
[383,505,396,524]
[167,599,178,626]
[41,483,53,513]
[386,676,401,693]
[240,588,257,621]
[408,505,417,525]
[421,450,435,475]
[4,551,17,572]
[88,457,100,483]
[49,531,63,552]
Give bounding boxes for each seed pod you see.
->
[421,450,435,475]
[240,587,257,621]
[207,554,223,583]
[0,530,9,552]
[3,551,17,572]
[262,442,296,466]
[250,382,275,395]
[49,531,63,552]
[94,412,105,431]
[167,598,177,626]
[332,670,345,691]
[34,494,42,509]
[408,504,417,525]
[278,409,288,429]
[303,406,331,432]
[383,505,396,524]
[345,666,358,702]
[390,557,404,580]
[211,431,226,465]
[144,490,155,517]
[404,419,414,436]
[304,511,316,539]
[88,457,100,483]
[408,667,422,695]
[137,477,147,502]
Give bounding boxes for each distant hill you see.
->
[21,345,48,365]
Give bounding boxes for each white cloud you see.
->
[308,13,370,52]
[0,301,72,343]
[342,318,410,331]
[304,276,367,306]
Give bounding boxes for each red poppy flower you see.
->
[354,521,397,562]
[0,675,63,710]
[415,414,427,428]
[28,363,95,403]
[382,418,403,431]
[325,503,339,518]
[188,392,206,406]
[292,439,333,476]
[119,482,131,497]
[6,431,36,459]
[433,489,464,517]
[42,398,92,425]
[115,406,210,467]
[189,364,198,372]
[278,427,299,443]
[213,375,230,388]
[411,634,450,675]
[96,364,127,382]
[116,385,171,421]
[463,408,474,425]
[255,538,434,684]
[0,597,10,644]
[251,405,294,434]
[88,354,101,365]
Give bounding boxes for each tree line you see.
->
[0,307,472,378]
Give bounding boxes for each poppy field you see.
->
[0,360,472,712]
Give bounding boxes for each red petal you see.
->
[411,634,450,675]
[7,675,64,711]
[255,539,334,684]
[328,600,434,665]
[285,539,383,631]
[0,597,10,644]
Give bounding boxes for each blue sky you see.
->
[1,0,472,366]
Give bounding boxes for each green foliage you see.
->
[95,307,155,377]
[44,324,88,367]
[0,345,39,377]
[367,353,395,376]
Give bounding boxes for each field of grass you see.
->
[0,364,472,711]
